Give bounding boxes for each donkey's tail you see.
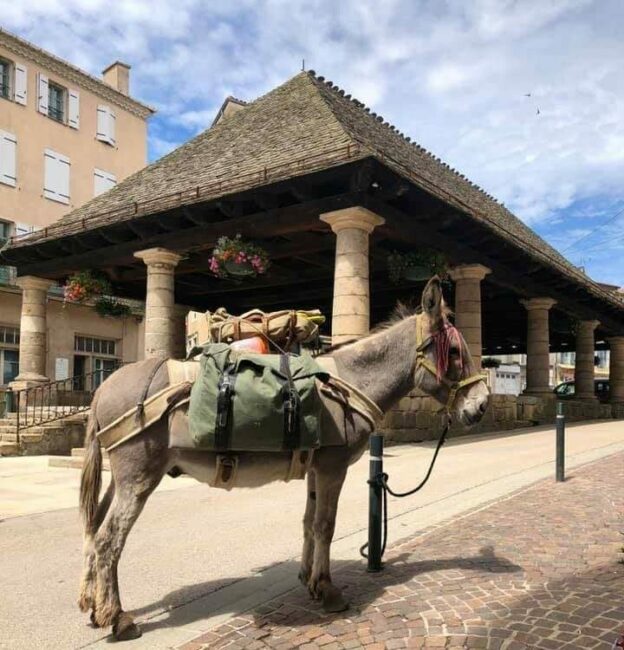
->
[79,393,102,535]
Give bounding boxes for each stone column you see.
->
[607,336,624,403]
[520,297,556,394]
[172,305,190,360]
[574,320,599,400]
[134,248,183,359]
[14,276,53,385]
[448,264,491,368]
[320,206,385,344]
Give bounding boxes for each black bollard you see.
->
[367,433,384,572]
[556,401,565,482]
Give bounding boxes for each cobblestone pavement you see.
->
[180,452,624,650]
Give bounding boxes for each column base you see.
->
[11,374,50,390]
[523,388,553,396]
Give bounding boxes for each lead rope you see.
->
[359,418,450,559]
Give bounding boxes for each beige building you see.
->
[0,28,153,387]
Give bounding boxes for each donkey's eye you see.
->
[449,346,460,356]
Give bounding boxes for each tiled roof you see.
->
[4,70,621,311]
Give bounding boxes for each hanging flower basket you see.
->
[209,235,270,279]
[387,250,448,284]
[63,270,110,303]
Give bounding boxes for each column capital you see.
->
[448,264,491,282]
[607,336,624,348]
[320,206,385,234]
[15,275,54,292]
[134,247,183,268]
[520,297,556,311]
[577,319,600,332]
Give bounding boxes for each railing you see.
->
[7,363,123,440]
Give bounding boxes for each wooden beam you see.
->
[13,192,363,277]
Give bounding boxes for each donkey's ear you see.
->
[421,276,443,323]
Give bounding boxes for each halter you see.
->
[415,313,484,412]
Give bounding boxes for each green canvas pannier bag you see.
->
[187,343,329,451]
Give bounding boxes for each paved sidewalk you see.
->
[181,451,624,650]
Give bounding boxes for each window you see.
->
[96,105,116,145]
[0,130,17,187]
[93,168,116,196]
[0,221,11,245]
[0,326,20,385]
[36,73,77,126]
[0,58,11,100]
[0,326,20,345]
[48,81,66,123]
[43,149,70,204]
[1,349,19,385]
[75,336,117,356]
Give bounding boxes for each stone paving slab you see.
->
[181,452,624,650]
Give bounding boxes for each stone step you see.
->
[49,450,110,471]
[0,441,19,456]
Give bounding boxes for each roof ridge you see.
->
[304,69,502,206]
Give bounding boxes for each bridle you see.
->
[414,313,484,412]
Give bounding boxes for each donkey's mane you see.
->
[322,300,453,355]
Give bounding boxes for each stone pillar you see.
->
[448,264,491,368]
[320,206,385,344]
[520,297,556,395]
[574,320,599,400]
[607,336,624,403]
[14,276,54,385]
[172,305,190,360]
[134,248,183,359]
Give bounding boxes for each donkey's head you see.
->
[414,277,489,426]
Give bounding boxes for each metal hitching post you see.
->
[367,433,384,572]
[556,401,565,482]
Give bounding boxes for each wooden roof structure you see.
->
[2,71,623,353]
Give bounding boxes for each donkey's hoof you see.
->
[322,585,349,613]
[298,568,311,587]
[90,610,100,628]
[112,613,142,641]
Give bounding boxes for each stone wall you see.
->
[381,389,621,444]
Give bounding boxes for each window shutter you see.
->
[93,168,116,196]
[15,222,33,236]
[37,73,49,114]
[109,109,116,145]
[43,149,70,204]
[0,131,17,187]
[68,89,80,129]
[14,64,27,105]
[96,105,116,145]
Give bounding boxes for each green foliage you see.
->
[94,297,131,319]
[481,357,501,369]
[387,249,448,284]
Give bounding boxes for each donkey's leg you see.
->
[308,452,349,612]
[93,467,163,640]
[299,470,316,586]
[79,479,115,619]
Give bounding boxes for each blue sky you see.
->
[4,0,624,284]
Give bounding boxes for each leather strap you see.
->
[414,313,483,411]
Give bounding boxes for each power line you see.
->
[561,204,624,254]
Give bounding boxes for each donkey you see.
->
[78,277,489,640]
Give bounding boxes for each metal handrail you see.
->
[8,362,124,441]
